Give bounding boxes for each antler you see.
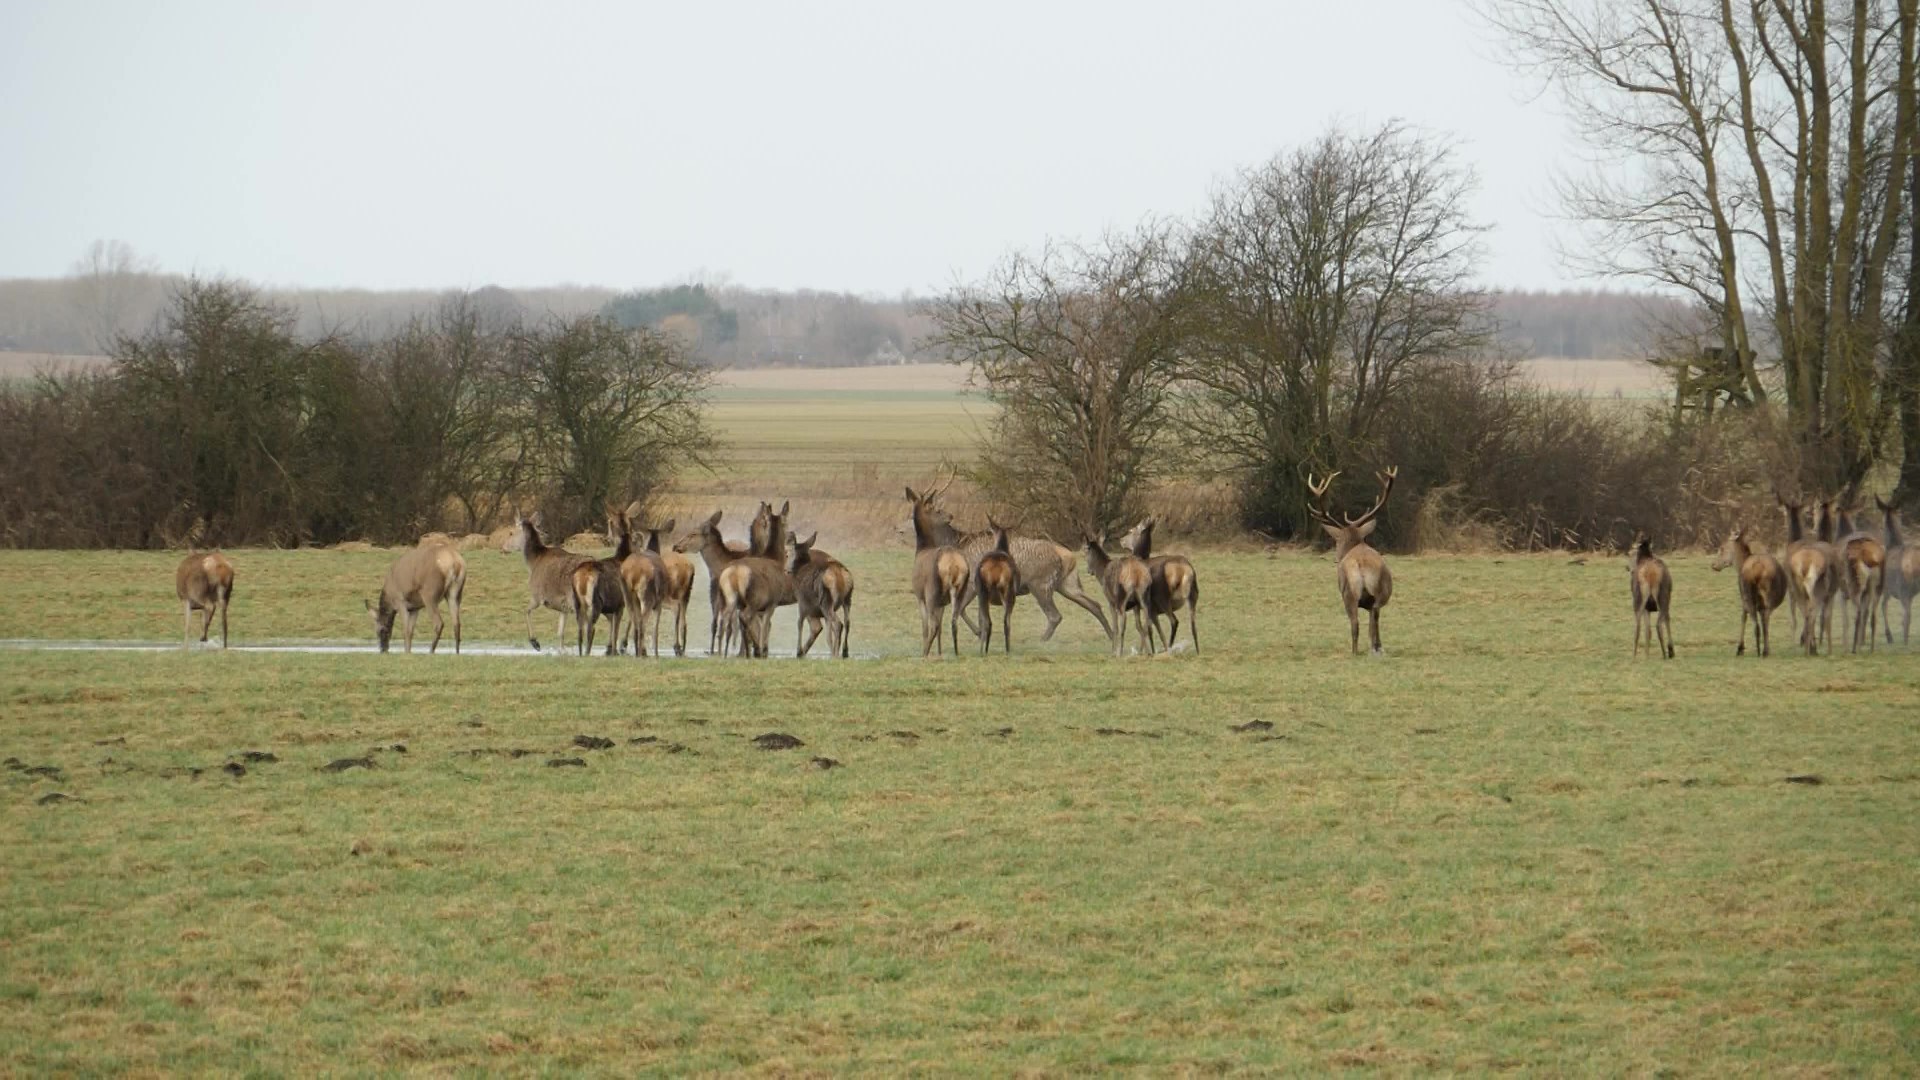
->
[1342,466,1398,527]
[1303,470,1340,526]
[928,463,957,501]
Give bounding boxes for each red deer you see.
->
[1083,532,1152,657]
[1835,504,1885,653]
[1121,515,1199,654]
[673,511,751,654]
[505,511,596,654]
[907,486,971,657]
[973,519,1019,655]
[605,507,663,657]
[905,479,1113,645]
[1628,532,1674,659]
[1304,467,1398,656]
[715,552,786,658]
[1779,497,1833,654]
[582,510,639,656]
[1874,496,1919,644]
[175,550,235,650]
[638,515,694,656]
[366,538,465,653]
[788,532,854,658]
[1709,528,1785,657]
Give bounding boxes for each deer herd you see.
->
[165,468,1920,663]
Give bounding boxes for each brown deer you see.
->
[1779,497,1832,654]
[583,509,639,656]
[788,532,854,658]
[1304,467,1398,656]
[715,552,787,658]
[175,549,235,649]
[974,518,1019,655]
[506,511,596,654]
[1628,532,1674,659]
[1083,531,1152,657]
[1709,528,1785,657]
[1874,495,1919,645]
[638,516,694,656]
[606,506,664,657]
[904,478,1113,645]
[673,510,751,654]
[907,486,971,657]
[366,538,465,653]
[1835,504,1885,653]
[1121,515,1199,654]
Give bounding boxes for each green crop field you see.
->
[3,541,1919,1073]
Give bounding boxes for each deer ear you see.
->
[801,531,817,548]
[707,510,723,526]
[625,500,644,519]
[1354,519,1377,541]
[904,487,919,501]
[1321,522,1345,543]
[660,518,675,533]
[778,500,790,516]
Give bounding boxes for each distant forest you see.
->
[0,269,1684,365]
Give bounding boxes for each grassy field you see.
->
[4,544,1919,1073]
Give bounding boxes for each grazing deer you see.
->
[1304,467,1398,656]
[175,550,235,650]
[1709,528,1785,657]
[606,506,664,657]
[1083,532,1152,657]
[506,511,596,654]
[974,518,1019,655]
[1627,533,1675,659]
[1779,497,1834,655]
[1874,495,1919,645]
[907,486,971,657]
[788,532,854,658]
[1835,504,1885,653]
[673,511,751,654]
[366,538,465,654]
[904,478,1113,645]
[1121,515,1200,654]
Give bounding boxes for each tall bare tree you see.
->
[1177,123,1492,536]
[927,226,1190,537]
[1479,0,1919,492]
[68,239,159,351]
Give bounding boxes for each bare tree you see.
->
[68,239,159,351]
[927,225,1190,537]
[1178,123,1492,536]
[1478,0,1920,492]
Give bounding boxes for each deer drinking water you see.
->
[1709,528,1784,657]
[176,550,235,650]
[788,532,854,658]
[906,486,971,657]
[367,538,465,653]
[1628,532,1674,659]
[1121,515,1199,654]
[1304,467,1397,656]
[506,511,598,655]
[973,519,1019,655]
[1083,532,1152,657]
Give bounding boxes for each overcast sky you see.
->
[0,0,1585,295]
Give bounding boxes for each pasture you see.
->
[3,541,1919,1073]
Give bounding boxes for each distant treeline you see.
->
[0,265,1677,365]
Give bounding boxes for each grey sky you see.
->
[0,1,1581,294]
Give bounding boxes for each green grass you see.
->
[3,548,1919,1072]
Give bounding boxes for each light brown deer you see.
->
[715,552,786,658]
[1083,531,1152,657]
[1874,495,1920,644]
[1709,528,1784,657]
[175,550,235,649]
[366,538,465,653]
[788,532,854,658]
[1304,467,1398,656]
[974,518,1019,655]
[583,510,638,656]
[1121,515,1199,654]
[905,477,1113,645]
[907,486,971,657]
[606,506,663,657]
[1835,504,1885,653]
[673,510,751,654]
[637,516,694,656]
[1628,532,1674,659]
[1779,497,1832,654]
[505,511,596,654]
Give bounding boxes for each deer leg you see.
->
[1660,609,1673,659]
[1003,596,1014,655]
[840,602,851,659]
[1369,608,1383,656]
[1904,596,1913,645]
[1054,573,1114,642]
[1349,599,1362,656]
[797,610,819,659]
[199,604,212,643]
[450,592,462,655]
[402,608,419,654]
[1737,608,1748,656]
[1756,607,1767,657]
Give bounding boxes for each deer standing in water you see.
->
[907,486,971,657]
[505,511,597,654]
[367,538,465,653]
[176,549,235,650]
[1628,532,1674,659]
[1709,528,1784,657]
[673,510,751,654]
[1083,531,1152,657]
[973,519,1019,655]
[1874,496,1920,644]
[1121,515,1199,654]
[606,506,663,657]
[1304,467,1397,656]
[788,532,854,658]
[905,476,1113,646]
[637,515,693,656]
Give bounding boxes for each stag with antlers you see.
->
[1305,467,1398,656]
